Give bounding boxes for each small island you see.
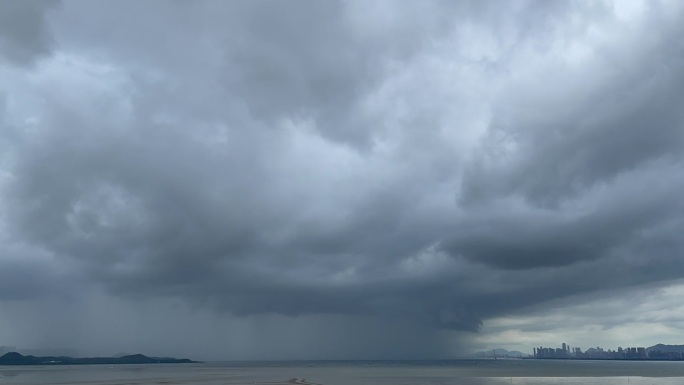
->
[0,352,199,365]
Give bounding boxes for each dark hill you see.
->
[0,352,197,365]
[119,354,156,364]
[647,344,684,353]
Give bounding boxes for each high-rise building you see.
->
[637,347,646,358]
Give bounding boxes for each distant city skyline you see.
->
[533,342,684,360]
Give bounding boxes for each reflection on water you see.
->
[2,360,684,385]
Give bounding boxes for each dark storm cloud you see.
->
[1,0,684,357]
[445,0,684,310]
[0,259,62,300]
[0,0,58,66]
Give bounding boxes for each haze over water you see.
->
[2,360,684,385]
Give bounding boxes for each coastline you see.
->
[0,352,198,366]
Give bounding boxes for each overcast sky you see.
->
[1,0,684,360]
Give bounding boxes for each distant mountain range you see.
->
[647,344,684,353]
[0,352,198,365]
[471,348,530,358]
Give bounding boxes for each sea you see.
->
[2,359,684,385]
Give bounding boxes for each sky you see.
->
[1,0,684,360]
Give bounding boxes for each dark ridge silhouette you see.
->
[0,352,198,365]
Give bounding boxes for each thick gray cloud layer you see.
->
[1,0,684,358]
[0,0,57,66]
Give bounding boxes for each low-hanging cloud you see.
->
[0,0,59,66]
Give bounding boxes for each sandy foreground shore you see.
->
[3,361,684,385]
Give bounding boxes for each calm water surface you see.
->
[2,360,684,385]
